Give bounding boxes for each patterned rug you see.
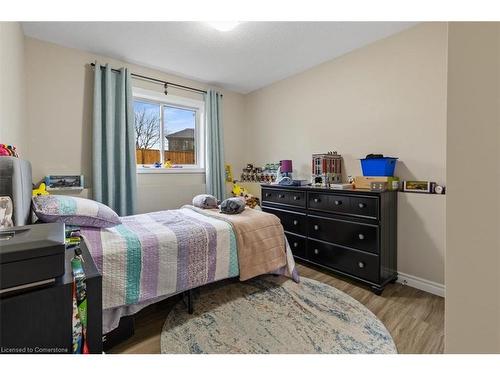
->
[160,276,397,354]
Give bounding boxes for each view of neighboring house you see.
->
[165,128,195,151]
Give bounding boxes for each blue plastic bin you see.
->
[360,157,398,176]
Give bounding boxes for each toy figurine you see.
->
[0,144,19,157]
[164,159,173,168]
[154,161,162,168]
[225,164,233,182]
[231,181,261,209]
[33,182,49,196]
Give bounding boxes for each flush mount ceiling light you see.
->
[206,21,241,32]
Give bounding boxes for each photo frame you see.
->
[402,180,435,193]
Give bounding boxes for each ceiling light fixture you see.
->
[206,21,240,32]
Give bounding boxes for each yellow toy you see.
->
[225,164,233,182]
[164,159,173,168]
[33,182,49,196]
[231,182,249,197]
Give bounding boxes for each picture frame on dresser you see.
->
[261,184,397,295]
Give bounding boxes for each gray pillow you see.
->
[220,197,246,215]
[192,194,218,209]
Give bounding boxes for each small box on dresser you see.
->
[261,184,397,295]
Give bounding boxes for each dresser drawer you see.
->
[308,216,379,254]
[307,239,379,283]
[350,196,379,219]
[262,189,306,208]
[262,207,307,235]
[308,192,350,214]
[285,233,307,259]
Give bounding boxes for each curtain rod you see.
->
[90,63,209,95]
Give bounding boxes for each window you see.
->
[133,88,204,172]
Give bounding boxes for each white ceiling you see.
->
[22,22,417,94]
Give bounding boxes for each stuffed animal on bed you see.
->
[220,197,246,215]
[192,194,218,209]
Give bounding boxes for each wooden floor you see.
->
[109,262,444,354]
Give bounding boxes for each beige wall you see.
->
[24,37,246,213]
[0,22,26,151]
[244,23,448,286]
[445,22,500,353]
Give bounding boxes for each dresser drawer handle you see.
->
[278,194,285,198]
[314,248,319,255]
[293,196,300,200]
[293,242,299,248]
[358,261,365,269]
[265,193,271,198]
[313,224,319,231]
[358,202,366,208]
[313,198,320,203]
[334,200,342,206]
[358,233,365,240]
[293,220,299,226]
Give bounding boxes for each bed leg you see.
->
[187,289,194,315]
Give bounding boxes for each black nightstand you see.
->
[0,237,102,354]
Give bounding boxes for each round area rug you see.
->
[160,276,397,354]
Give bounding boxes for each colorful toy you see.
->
[311,151,342,187]
[32,182,49,196]
[164,159,173,168]
[231,181,260,209]
[0,144,19,157]
[240,163,277,183]
[225,164,233,182]
[231,181,249,197]
[154,161,162,168]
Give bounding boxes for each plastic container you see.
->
[360,157,398,177]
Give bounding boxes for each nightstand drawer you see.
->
[308,216,379,253]
[285,233,306,259]
[287,191,306,207]
[308,193,350,214]
[350,196,379,219]
[262,188,305,207]
[262,207,307,235]
[307,239,379,283]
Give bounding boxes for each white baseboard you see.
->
[396,272,445,297]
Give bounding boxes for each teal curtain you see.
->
[205,89,226,201]
[92,63,137,216]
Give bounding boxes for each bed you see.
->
[1,157,299,336]
[80,204,298,333]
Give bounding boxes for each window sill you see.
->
[136,167,205,175]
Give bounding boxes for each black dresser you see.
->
[261,185,397,294]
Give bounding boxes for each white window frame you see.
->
[133,87,205,174]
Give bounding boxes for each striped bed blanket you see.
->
[81,205,298,314]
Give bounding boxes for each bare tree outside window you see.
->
[135,109,160,150]
[134,101,161,164]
